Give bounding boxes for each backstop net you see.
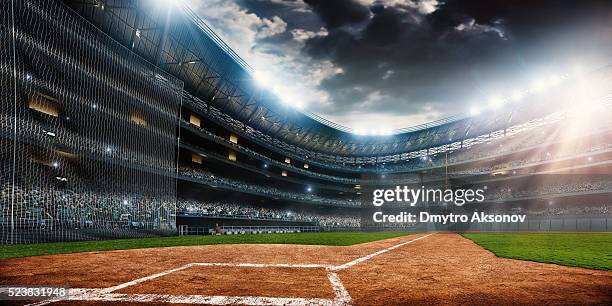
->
[1,0,183,243]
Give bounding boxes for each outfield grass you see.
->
[463,232,612,271]
[0,232,412,260]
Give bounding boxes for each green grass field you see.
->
[0,232,412,260]
[463,232,612,271]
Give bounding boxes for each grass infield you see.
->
[0,231,412,260]
[463,232,611,271]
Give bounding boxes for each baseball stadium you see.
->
[1,0,611,305]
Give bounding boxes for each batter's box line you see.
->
[27,265,348,306]
[27,233,434,306]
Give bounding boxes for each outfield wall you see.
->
[463,215,611,232]
[177,215,317,229]
[413,215,612,232]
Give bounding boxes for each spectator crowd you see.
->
[177,199,360,228]
[179,167,360,207]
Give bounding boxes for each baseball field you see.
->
[1,232,610,305]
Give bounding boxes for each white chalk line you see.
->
[25,233,433,306]
[332,233,435,271]
[49,288,337,305]
[102,263,195,293]
[191,262,335,269]
[327,271,352,305]
[102,262,335,294]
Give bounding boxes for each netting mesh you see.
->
[1,0,183,243]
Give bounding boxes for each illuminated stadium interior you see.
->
[1,0,611,243]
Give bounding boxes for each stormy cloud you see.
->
[192,0,612,130]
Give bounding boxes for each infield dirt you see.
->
[1,233,610,305]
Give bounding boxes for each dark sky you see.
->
[190,0,612,132]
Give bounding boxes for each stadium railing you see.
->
[179,225,321,236]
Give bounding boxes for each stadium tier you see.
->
[1,0,611,243]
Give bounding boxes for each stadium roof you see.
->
[65,0,611,157]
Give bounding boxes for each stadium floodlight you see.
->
[293,101,305,110]
[531,77,549,92]
[263,164,268,168]
[353,129,368,135]
[52,162,59,168]
[488,96,503,109]
[251,70,305,109]
[572,64,585,78]
[105,146,112,153]
[253,70,272,88]
[548,74,562,87]
[92,104,97,109]
[272,87,305,110]
[532,74,563,93]
[470,106,480,116]
[510,90,524,102]
[307,186,312,192]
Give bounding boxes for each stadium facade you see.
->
[1,0,611,243]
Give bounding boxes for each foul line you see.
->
[26,233,434,306]
[102,263,195,293]
[332,233,435,271]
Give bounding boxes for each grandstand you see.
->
[1,0,611,244]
